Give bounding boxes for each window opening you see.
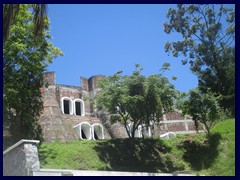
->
[92,124,104,140]
[94,131,99,140]
[75,101,81,116]
[81,130,87,139]
[63,100,70,114]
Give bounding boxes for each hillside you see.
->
[38,119,235,175]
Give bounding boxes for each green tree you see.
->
[178,88,222,139]
[95,64,177,138]
[164,4,235,115]
[3,5,63,143]
[3,4,47,43]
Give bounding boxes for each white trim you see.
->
[3,139,40,155]
[61,97,73,115]
[74,122,92,140]
[130,124,142,138]
[160,132,176,139]
[174,130,205,134]
[142,125,151,137]
[80,122,92,140]
[73,99,85,116]
[159,119,194,124]
[35,169,197,176]
[92,123,104,140]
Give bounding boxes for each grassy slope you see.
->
[38,119,235,175]
[206,119,235,175]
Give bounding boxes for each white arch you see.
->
[73,122,92,140]
[61,97,73,115]
[129,124,142,138]
[160,132,176,139]
[91,123,104,140]
[73,99,85,116]
[142,125,151,137]
[134,125,142,138]
[168,132,176,138]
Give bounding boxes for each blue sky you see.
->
[47,4,199,92]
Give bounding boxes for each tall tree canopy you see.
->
[164,4,235,115]
[95,64,177,138]
[3,4,47,43]
[178,88,223,139]
[3,5,63,142]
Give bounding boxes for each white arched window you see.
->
[92,123,104,140]
[73,122,92,140]
[61,97,73,115]
[134,125,142,138]
[73,99,85,116]
[142,125,151,137]
[128,124,142,138]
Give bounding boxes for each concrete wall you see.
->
[33,169,196,176]
[3,140,40,176]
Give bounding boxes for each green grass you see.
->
[203,119,235,176]
[38,119,235,175]
[39,140,108,170]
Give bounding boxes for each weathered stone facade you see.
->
[3,140,40,176]
[39,72,128,142]
[39,72,203,142]
[165,111,185,120]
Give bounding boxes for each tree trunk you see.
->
[204,122,211,140]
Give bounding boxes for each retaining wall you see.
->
[3,140,40,176]
[33,169,196,176]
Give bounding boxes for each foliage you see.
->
[178,88,223,138]
[164,4,235,115]
[3,4,47,43]
[95,64,177,138]
[178,133,221,171]
[3,5,63,143]
[39,119,235,175]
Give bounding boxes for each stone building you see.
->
[39,72,203,142]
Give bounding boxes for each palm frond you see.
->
[3,4,47,43]
[32,4,47,37]
[3,4,20,43]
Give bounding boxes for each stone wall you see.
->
[81,77,89,91]
[40,72,203,142]
[39,81,112,142]
[166,122,186,132]
[56,85,82,100]
[96,113,128,139]
[3,140,40,176]
[39,73,113,142]
[88,75,105,91]
[43,72,56,85]
[165,111,185,120]
[152,120,204,137]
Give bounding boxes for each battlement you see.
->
[43,71,56,85]
[81,75,105,92]
[40,72,202,143]
[43,72,104,92]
